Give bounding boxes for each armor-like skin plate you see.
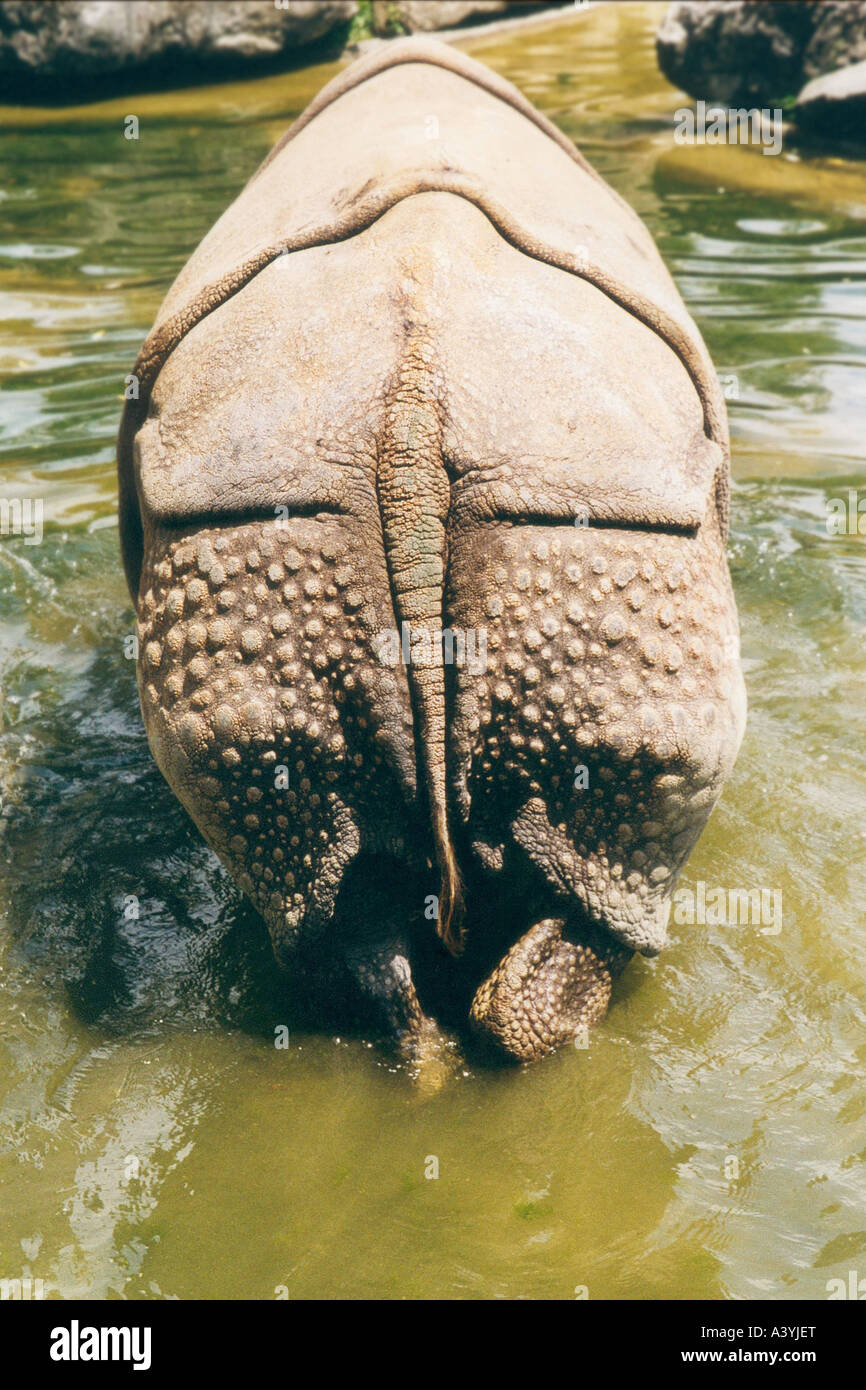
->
[118,38,746,1068]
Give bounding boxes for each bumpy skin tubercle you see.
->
[470,920,631,1062]
[120,39,746,1068]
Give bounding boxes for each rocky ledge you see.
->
[657,0,866,147]
[0,0,564,103]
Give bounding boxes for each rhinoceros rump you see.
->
[118,38,746,1066]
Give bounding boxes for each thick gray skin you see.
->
[118,39,746,1069]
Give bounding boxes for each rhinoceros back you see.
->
[120,39,742,961]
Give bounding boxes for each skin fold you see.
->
[118,38,746,1072]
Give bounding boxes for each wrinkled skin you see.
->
[118,39,746,1071]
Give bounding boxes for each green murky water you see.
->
[1,2,865,1300]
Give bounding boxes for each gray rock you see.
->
[795,58,866,142]
[390,2,511,32]
[656,1,815,104]
[362,2,558,39]
[803,1,866,81]
[0,0,356,91]
[657,1,866,109]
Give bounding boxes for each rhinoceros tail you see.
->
[377,352,464,955]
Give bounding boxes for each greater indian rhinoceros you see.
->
[118,37,746,1068]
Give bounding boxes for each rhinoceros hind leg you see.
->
[469,918,631,1063]
[343,942,456,1089]
[325,860,456,1086]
